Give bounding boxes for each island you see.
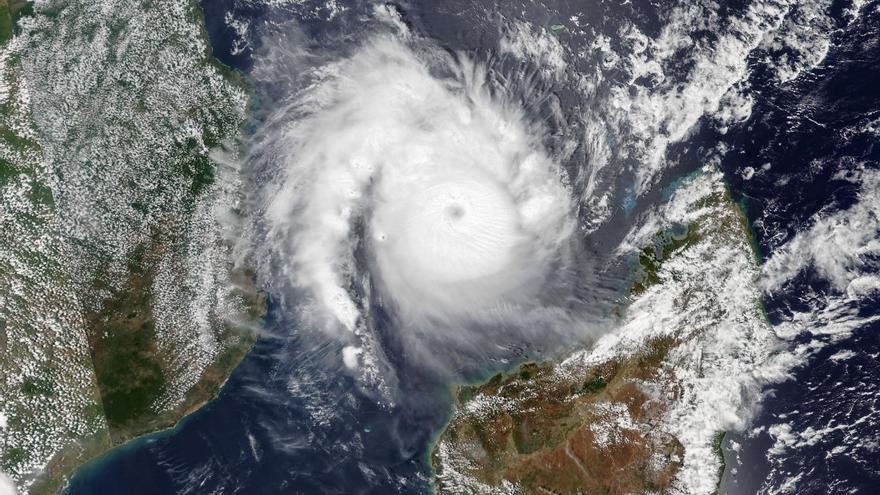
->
[433,168,775,495]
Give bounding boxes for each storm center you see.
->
[445,203,466,221]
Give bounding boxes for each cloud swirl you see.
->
[257,34,575,336]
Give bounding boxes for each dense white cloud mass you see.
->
[762,168,880,296]
[0,472,16,495]
[259,34,575,335]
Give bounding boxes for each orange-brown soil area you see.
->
[433,336,683,494]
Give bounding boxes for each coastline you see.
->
[2,0,259,491]
[30,328,258,495]
[428,173,766,494]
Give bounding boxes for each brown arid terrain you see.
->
[433,169,769,495]
[433,336,684,495]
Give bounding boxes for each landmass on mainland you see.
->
[0,1,260,493]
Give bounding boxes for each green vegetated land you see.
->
[85,243,169,434]
[0,1,14,45]
[0,0,32,44]
[80,252,263,442]
[0,1,263,494]
[631,223,703,295]
[433,182,756,494]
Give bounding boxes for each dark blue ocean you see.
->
[64,1,880,494]
[719,3,880,492]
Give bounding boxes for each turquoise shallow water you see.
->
[65,1,880,494]
[64,318,448,494]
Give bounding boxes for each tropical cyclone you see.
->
[433,166,786,494]
[259,33,574,334]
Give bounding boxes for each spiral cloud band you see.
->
[262,34,575,335]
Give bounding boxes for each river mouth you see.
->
[50,1,880,494]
